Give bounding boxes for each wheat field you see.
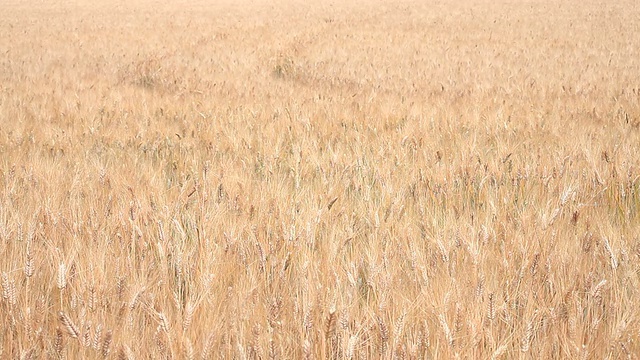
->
[1,0,640,358]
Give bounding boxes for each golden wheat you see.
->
[1,0,639,358]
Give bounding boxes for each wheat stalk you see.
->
[58,311,79,338]
[57,263,66,290]
[54,327,64,357]
[101,330,113,358]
